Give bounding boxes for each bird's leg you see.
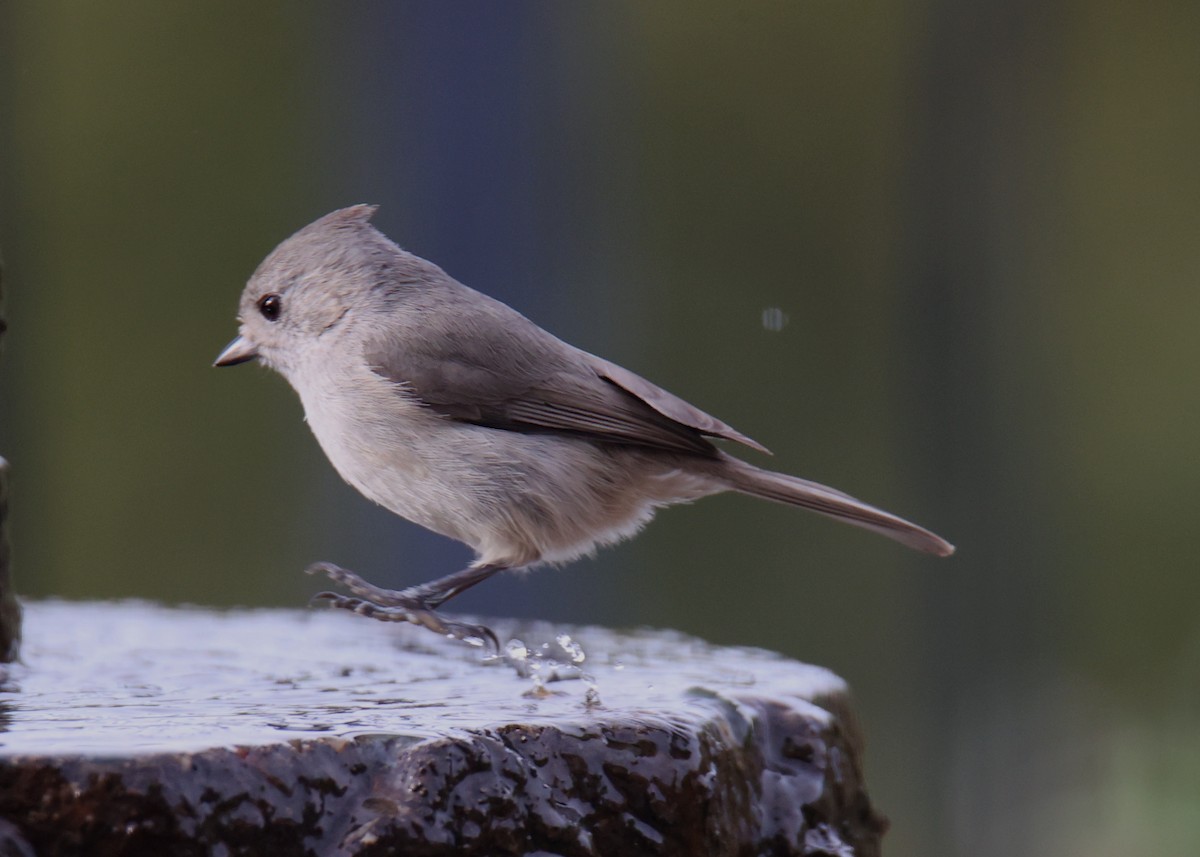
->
[306,561,506,651]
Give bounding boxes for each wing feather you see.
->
[366,290,766,457]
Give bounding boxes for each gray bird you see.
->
[216,205,953,648]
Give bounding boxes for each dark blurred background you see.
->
[2,2,1198,854]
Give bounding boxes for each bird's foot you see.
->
[306,562,499,652]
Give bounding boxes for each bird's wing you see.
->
[366,300,767,457]
[587,355,770,454]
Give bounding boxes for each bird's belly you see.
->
[298,377,720,566]
[323,428,482,545]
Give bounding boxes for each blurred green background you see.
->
[2,2,1199,854]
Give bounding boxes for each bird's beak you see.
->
[213,335,260,367]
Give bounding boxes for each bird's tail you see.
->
[718,455,955,556]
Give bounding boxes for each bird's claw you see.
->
[310,588,499,653]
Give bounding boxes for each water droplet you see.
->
[505,639,529,662]
[556,634,586,664]
[761,307,789,332]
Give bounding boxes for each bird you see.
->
[216,205,953,649]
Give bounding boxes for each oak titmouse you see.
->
[216,205,953,647]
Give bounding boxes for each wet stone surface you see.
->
[0,601,886,856]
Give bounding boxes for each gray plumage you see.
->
[216,205,952,644]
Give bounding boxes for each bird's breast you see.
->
[293,366,476,537]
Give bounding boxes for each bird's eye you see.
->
[257,293,282,322]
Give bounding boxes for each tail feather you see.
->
[721,457,955,557]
